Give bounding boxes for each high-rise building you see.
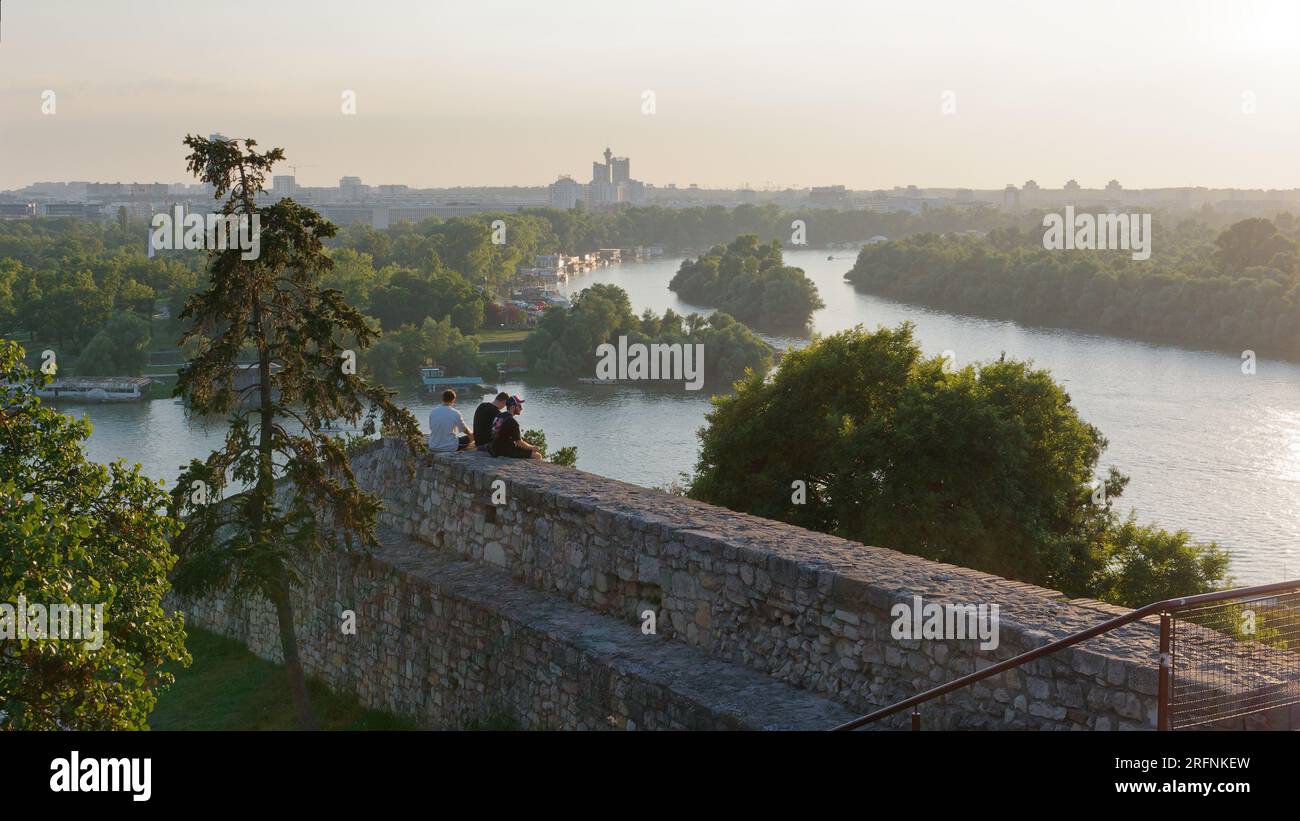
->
[549,146,646,210]
[611,157,630,184]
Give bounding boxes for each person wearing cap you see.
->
[490,394,542,459]
[428,389,473,452]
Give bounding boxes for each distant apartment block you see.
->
[272,175,298,197]
[42,203,103,218]
[86,182,169,202]
[339,176,368,201]
[809,185,849,207]
[549,176,583,209]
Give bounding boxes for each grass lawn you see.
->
[476,328,532,344]
[150,627,417,731]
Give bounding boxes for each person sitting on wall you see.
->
[428,389,473,452]
[473,391,509,453]
[490,395,542,459]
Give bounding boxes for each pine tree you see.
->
[169,135,422,728]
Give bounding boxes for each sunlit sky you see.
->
[3,0,1300,190]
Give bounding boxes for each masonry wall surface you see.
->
[176,439,1299,730]
[180,436,1190,732]
[177,535,854,729]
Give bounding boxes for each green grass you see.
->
[476,328,532,344]
[150,627,417,731]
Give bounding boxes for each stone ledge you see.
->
[371,528,856,730]
[346,441,1173,728]
[400,446,1161,664]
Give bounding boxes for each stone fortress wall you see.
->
[176,440,1292,730]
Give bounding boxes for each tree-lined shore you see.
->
[845,216,1300,360]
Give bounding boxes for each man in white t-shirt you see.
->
[428,389,472,452]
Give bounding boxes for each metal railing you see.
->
[830,579,1300,731]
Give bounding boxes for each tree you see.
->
[75,312,151,376]
[669,234,823,328]
[322,248,382,307]
[1214,218,1297,274]
[522,428,577,467]
[523,283,637,376]
[367,265,484,335]
[688,323,1228,606]
[363,315,480,388]
[168,135,423,728]
[0,339,188,729]
[31,270,113,348]
[523,285,773,385]
[0,259,19,332]
[845,218,1300,360]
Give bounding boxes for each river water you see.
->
[71,250,1300,585]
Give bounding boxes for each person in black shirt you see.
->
[473,392,509,452]
[490,395,542,459]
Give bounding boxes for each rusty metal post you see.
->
[1157,612,1171,731]
[911,709,920,731]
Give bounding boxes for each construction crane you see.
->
[286,164,319,180]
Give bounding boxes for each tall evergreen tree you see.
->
[169,135,422,728]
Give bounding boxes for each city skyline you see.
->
[3,1,1300,191]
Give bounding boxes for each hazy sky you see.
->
[3,0,1300,190]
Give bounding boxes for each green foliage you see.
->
[670,234,823,328]
[517,201,1022,255]
[0,218,197,349]
[368,264,485,335]
[150,628,416,730]
[7,203,1294,369]
[21,269,114,349]
[0,259,19,331]
[333,213,561,299]
[1214,217,1298,273]
[688,323,1229,607]
[74,311,151,376]
[522,283,774,385]
[522,427,577,467]
[322,248,384,307]
[168,135,424,728]
[0,339,188,729]
[364,315,480,388]
[1092,517,1232,607]
[845,218,1300,358]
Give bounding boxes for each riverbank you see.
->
[842,231,1300,364]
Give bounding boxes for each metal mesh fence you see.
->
[1168,591,1300,729]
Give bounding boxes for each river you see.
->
[71,249,1300,585]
